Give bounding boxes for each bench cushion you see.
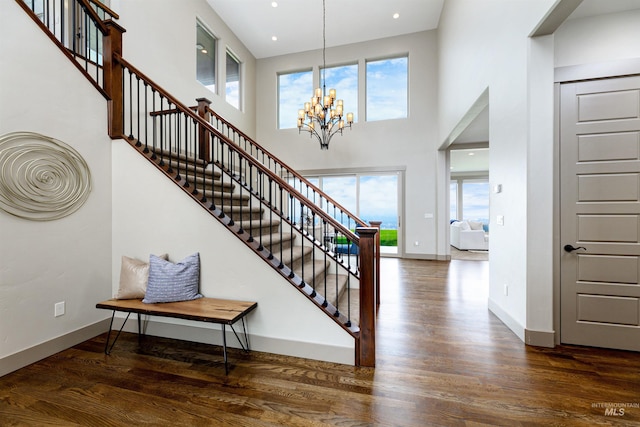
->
[143,253,203,303]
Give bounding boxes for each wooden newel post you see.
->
[196,98,212,163]
[103,20,126,140]
[356,227,378,367]
[369,220,382,308]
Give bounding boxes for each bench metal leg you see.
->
[222,324,228,375]
[229,317,251,352]
[104,311,131,355]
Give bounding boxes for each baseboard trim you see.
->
[488,298,525,342]
[404,253,442,261]
[116,317,355,365]
[0,319,110,377]
[524,328,555,348]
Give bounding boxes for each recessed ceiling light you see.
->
[468,152,475,156]
[393,13,400,19]
[272,36,278,41]
[271,1,278,7]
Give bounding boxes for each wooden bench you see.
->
[96,297,257,374]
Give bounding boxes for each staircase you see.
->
[148,145,355,322]
[16,0,378,367]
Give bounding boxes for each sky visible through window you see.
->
[226,51,240,109]
[366,57,408,121]
[322,64,358,122]
[279,70,312,129]
[451,181,489,224]
[317,175,398,230]
[279,56,408,128]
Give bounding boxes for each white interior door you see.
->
[560,75,640,351]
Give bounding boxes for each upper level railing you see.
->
[17,0,379,367]
[17,0,119,97]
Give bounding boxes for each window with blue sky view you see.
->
[451,180,489,224]
[278,70,312,129]
[366,57,408,121]
[278,55,408,128]
[321,64,358,122]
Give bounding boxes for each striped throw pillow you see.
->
[143,253,203,303]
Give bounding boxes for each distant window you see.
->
[321,63,358,122]
[366,56,408,121]
[462,181,489,223]
[278,70,312,129]
[226,50,241,110]
[196,22,216,93]
[450,182,458,221]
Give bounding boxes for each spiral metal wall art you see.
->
[0,131,92,221]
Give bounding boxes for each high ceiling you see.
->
[208,0,640,62]
[207,0,445,59]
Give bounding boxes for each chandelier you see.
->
[297,0,353,150]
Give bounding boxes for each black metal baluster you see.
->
[134,76,141,147]
[167,105,173,174]
[128,70,133,140]
[60,0,65,48]
[143,82,149,152]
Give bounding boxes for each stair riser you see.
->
[261,239,295,254]
[207,196,250,207]
[221,210,263,221]
[156,158,218,176]
[244,224,281,235]
[192,182,234,193]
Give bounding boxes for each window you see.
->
[303,172,401,255]
[462,181,489,223]
[450,182,458,221]
[196,22,216,93]
[226,50,241,110]
[450,178,489,226]
[278,70,312,129]
[366,56,408,121]
[321,64,358,122]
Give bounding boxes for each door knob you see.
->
[564,244,586,253]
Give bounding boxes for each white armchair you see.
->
[450,220,488,250]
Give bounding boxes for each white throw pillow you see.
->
[468,220,483,230]
[459,221,471,231]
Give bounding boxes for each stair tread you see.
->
[322,274,350,306]
[279,245,313,265]
[152,148,208,167]
[202,189,250,200]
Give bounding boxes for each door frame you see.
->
[553,58,640,345]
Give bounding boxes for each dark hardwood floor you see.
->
[2,258,639,426]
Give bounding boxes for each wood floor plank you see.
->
[2,258,640,426]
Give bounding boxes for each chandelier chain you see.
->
[296,0,353,149]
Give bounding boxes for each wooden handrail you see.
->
[76,0,108,34]
[114,53,361,244]
[87,0,120,19]
[14,0,109,99]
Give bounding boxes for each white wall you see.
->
[0,0,112,371]
[439,2,640,345]
[438,0,556,340]
[555,9,640,68]
[255,31,440,258]
[111,0,257,138]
